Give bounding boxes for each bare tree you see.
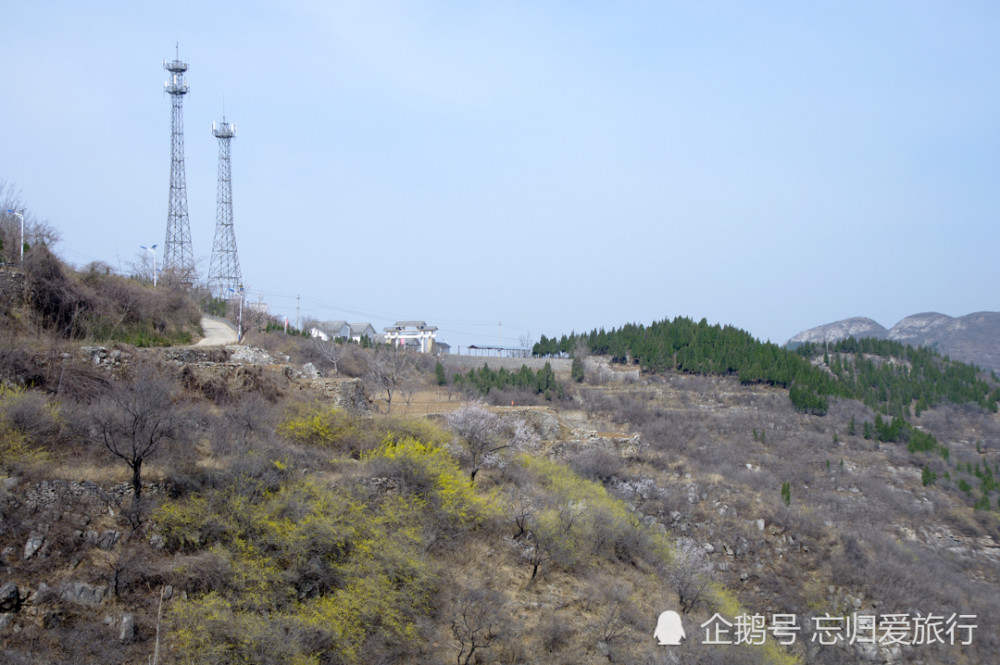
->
[127,249,157,285]
[399,371,422,413]
[509,498,537,540]
[90,364,184,510]
[670,538,713,614]
[0,182,26,264]
[587,576,638,659]
[446,403,538,484]
[518,332,534,356]
[313,336,347,376]
[365,344,416,414]
[450,588,504,665]
[1,182,61,264]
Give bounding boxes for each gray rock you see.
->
[97,530,120,550]
[23,533,44,560]
[29,582,54,604]
[0,612,12,631]
[119,612,136,643]
[0,582,20,613]
[59,582,107,607]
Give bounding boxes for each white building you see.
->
[310,320,349,342]
[311,321,377,344]
[383,320,438,353]
[348,322,377,344]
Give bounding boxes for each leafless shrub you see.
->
[335,344,370,378]
[446,402,539,483]
[310,336,347,376]
[670,538,712,614]
[566,447,623,483]
[449,587,505,665]
[211,392,279,456]
[23,246,92,337]
[538,611,574,653]
[0,386,58,440]
[586,575,640,647]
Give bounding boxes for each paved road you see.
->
[195,316,239,347]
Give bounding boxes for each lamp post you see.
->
[5,209,24,264]
[140,244,158,287]
[228,285,245,343]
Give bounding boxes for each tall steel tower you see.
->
[162,45,196,286]
[208,115,242,298]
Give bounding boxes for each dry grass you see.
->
[45,460,131,483]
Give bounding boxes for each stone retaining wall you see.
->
[0,268,25,307]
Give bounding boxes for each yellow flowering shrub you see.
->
[161,430,495,664]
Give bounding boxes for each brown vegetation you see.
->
[2,264,1000,663]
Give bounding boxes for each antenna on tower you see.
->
[162,45,196,286]
[208,112,243,299]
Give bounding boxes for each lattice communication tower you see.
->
[162,45,196,286]
[208,116,243,298]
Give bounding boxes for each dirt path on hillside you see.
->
[195,316,239,347]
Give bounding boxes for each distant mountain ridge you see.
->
[787,311,1000,372]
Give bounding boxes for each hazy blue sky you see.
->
[3,1,998,349]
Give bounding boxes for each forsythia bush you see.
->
[277,405,451,456]
[368,435,498,525]
[159,430,493,664]
[277,404,363,448]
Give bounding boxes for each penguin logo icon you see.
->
[654,610,685,645]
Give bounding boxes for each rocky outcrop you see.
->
[887,312,955,342]
[787,311,1000,371]
[551,428,642,459]
[304,377,369,411]
[58,582,107,607]
[786,317,888,345]
[506,408,561,440]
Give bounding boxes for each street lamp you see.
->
[228,285,245,343]
[140,244,158,287]
[5,209,24,264]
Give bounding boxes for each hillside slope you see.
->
[787,311,1000,372]
[2,337,999,664]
